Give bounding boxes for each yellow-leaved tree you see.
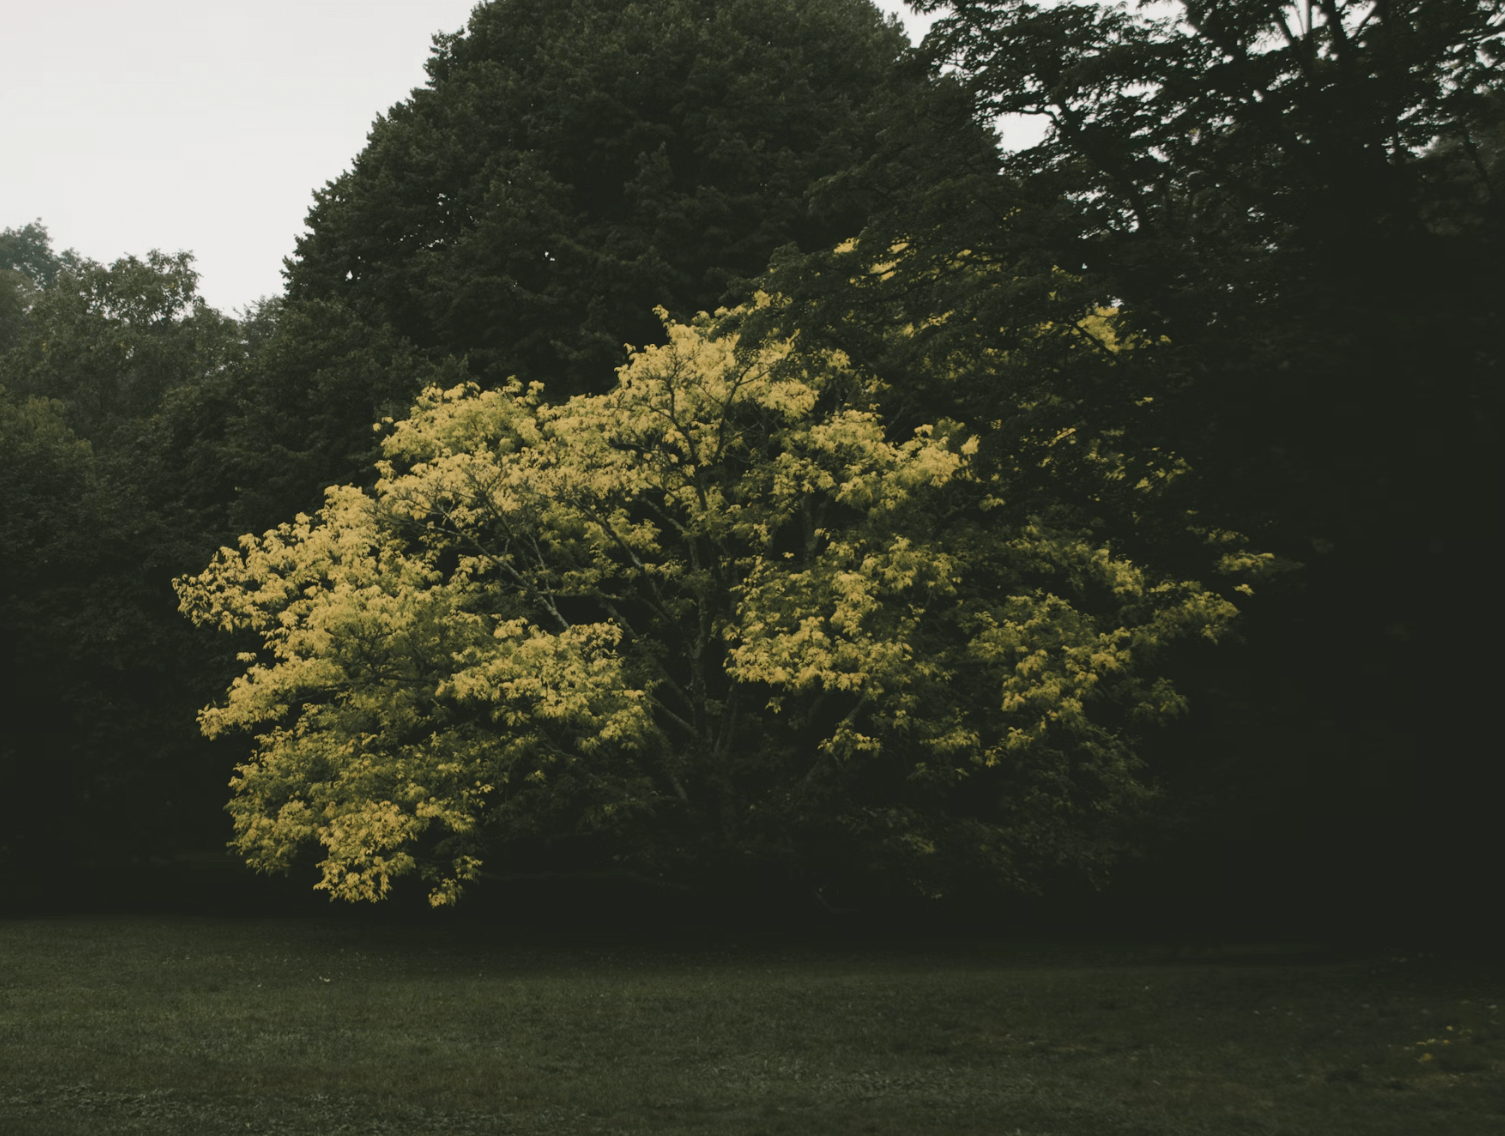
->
[176,300,1272,909]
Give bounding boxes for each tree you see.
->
[177,300,1274,910]
[839,0,1503,940]
[226,0,995,575]
[0,269,30,356]
[0,387,233,901]
[0,392,98,898]
[0,250,253,902]
[0,220,82,288]
[901,0,1503,545]
[161,296,467,539]
[282,0,977,398]
[0,221,81,355]
[2,249,242,455]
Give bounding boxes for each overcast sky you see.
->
[0,0,995,316]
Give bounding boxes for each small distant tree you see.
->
[0,220,81,288]
[177,300,1273,909]
[2,248,242,461]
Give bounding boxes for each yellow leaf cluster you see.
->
[177,301,1257,904]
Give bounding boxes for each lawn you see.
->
[0,916,1500,1135]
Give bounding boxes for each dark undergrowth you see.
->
[1,916,1500,1134]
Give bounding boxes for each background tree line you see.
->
[1,0,1499,947]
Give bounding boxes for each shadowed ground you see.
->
[1,915,1500,1135]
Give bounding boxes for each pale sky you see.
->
[0,0,1007,317]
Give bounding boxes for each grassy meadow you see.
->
[0,915,1500,1135]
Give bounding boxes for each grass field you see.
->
[0,916,1500,1135]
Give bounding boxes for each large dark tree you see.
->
[0,393,98,900]
[904,0,1503,545]
[282,0,954,398]
[774,0,1502,544]
[751,0,1503,944]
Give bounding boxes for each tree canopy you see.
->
[730,0,1502,935]
[895,0,1504,546]
[0,222,81,355]
[1,248,242,461]
[177,301,1274,908]
[164,296,470,539]
[0,220,82,289]
[283,0,959,398]
[0,248,252,903]
[8,1,1497,939]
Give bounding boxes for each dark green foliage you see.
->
[898,0,1503,544]
[3,250,243,462]
[198,0,984,623]
[6,1,1500,926]
[0,394,220,899]
[0,3,1001,913]
[0,222,81,355]
[0,252,248,903]
[284,0,935,397]
[0,220,82,288]
[743,0,1503,931]
[0,269,32,357]
[164,297,462,538]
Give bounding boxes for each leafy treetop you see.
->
[283,0,957,397]
[897,0,1503,545]
[177,300,1273,909]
